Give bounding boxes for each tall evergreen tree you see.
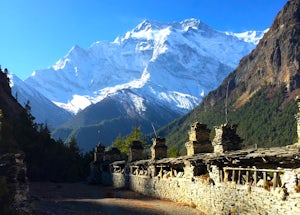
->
[112,127,146,156]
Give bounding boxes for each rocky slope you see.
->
[202,0,300,110]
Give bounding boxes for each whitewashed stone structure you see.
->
[128,140,144,162]
[212,123,242,153]
[151,137,167,160]
[185,122,213,155]
[90,99,300,215]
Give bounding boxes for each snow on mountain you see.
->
[9,74,72,126]
[24,19,259,118]
[225,29,268,45]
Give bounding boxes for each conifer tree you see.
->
[112,127,145,156]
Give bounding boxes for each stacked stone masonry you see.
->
[99,158,300,215]
[90,111,300,215]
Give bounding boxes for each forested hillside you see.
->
[0,68,92,214]
[159,85,298,155]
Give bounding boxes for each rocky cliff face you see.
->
[202,0,300,110]
[0,153,31,214]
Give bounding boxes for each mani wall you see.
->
[89,99,300,215]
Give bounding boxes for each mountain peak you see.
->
[52,44,88,71]
[134,18,207,32]
[134,19,166,32]
[179,18,204,31]
[115,19,171,42]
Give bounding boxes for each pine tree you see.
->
[0,109,18,153]
[112,134,124,153]
[68,135,80,154]
[112,127,145,156]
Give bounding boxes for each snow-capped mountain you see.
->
[10,74,72,127]
[51,89,182,150]
[15,18,265,149]
[24,19,259,115]
[226,29,268,45]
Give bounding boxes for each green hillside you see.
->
[159,85,298,155]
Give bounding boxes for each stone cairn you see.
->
[185,121,213,156]
[151,137,168,160]
[128,140,144,162]
[212,123,242,153]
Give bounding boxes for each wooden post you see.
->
[246,170,249,184]
[253,171,257,185]
[224,168,229,182]
[273,172,278,188]
[232,170,236,183]
[263,172,267,181]
[220,169,223,182]
[238,169,241,184]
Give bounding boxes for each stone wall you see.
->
[91,120,300,214]
[102,168,300,215]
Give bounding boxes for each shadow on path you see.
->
[29,182,205,215]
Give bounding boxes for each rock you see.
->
[0,153,32,214]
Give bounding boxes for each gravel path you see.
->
[29,182,206,215]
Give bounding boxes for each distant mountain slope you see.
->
[52,89,181,150]
[159,0,300,153]
[10,74,72,127]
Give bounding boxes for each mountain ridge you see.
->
[23,18,259,114]
[12,18,264,150]
[159,0,300,152]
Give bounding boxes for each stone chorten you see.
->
[212,123,242,153]
[151,137,167,160]
[94,143,105,163]
[185,122,213,156]
[103,147,121,161]
[128,140,144,162]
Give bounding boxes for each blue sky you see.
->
[0,0,287,80]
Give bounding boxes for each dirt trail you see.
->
[29,182,205,215]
